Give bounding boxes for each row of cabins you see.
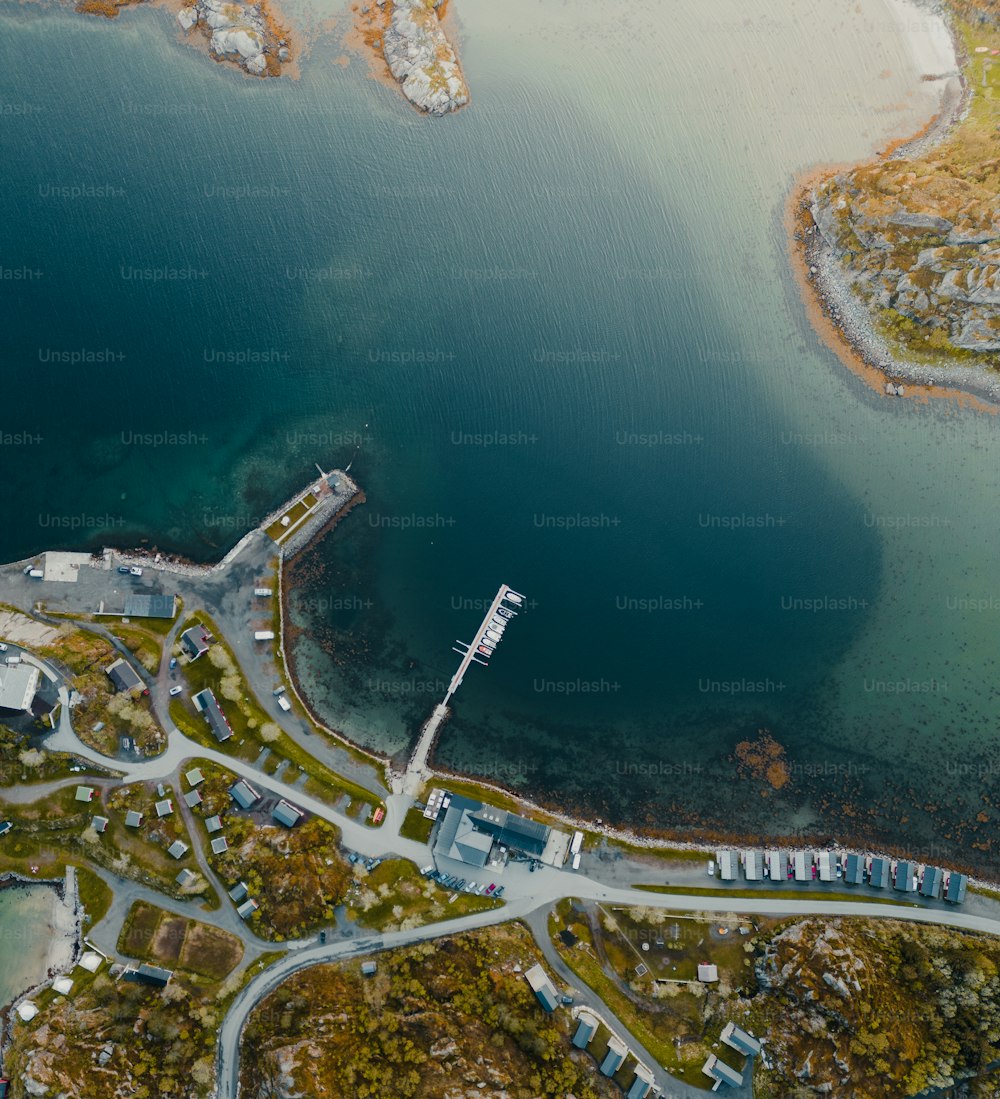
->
[716,849,968,903]
[526,965,659,1098]
[702,1022,762,1090]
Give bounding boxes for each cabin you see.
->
[894,861,917,893]
[167,840,189,859]
[946,872,968,904]
[183,789,203,808]
[767,850,784,880]
[524,964,559,1012]
[793,850,810,881]
[272,800,303,828]
[717,850,738,880]
[124,810,143,828]
[180,626,211,661]
[600,1037,628,1077]
[205,814,223,833]
[176,868,197,887]
[236,899,259,920]
[843,853,865,885]
[228,882,248,904]
[106,658,143,694]
[124,963,172,988]
[572,1014,598,1049]
[626,1066,654,1099]
[75,786,95,803]
[185,768,205,787]
[193,688,233,743]
[702,1054,743,1089]
[92,816,109,834]
[869,857,891,889]
[815,851,834,882]
[155,799,173,818]
[211,836,229,855]
[697,962,719,983]
[229,780,261,810]
[721,1021,762,1057]
[920,867,944,899]
[743,850,762,881]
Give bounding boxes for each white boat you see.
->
[505,592,523,605]
[485,630,502,642]
[497,607,514,619]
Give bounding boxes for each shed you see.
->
[626,1066,654,1099]
[176,868,197,887]
[743,850,762,881]
[155,799,174,818]
[205,814,223,834]
[844,853,865,885]
[946,872,968,904]
[815,851,834,882]
[869,857,890,888]
[272,800,303,828]
[702,1054,743,1088]
[721,1021,762,1056]
[124,810,143,828]
[185,768,205,787]
[920,866,944,899]
[236,899,259,920]
[894,861,916,892]
[92,815,109,834]
[600,1036,628,1077]
[211,836,229,854]
[106,658,143,694]
[572,1014,598,1048]
[228,881,249,904]
[16,1002,38,1022]
[361,961,377,977]
[697,962,719,983]
[75,786,95,803]
[717,849,738,880]
[167,840,189,859]
[524,963,559,1013]
[183,789,202,808]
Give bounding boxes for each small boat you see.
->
[477,646,492,657]
[480,638,496,649]
[505,592,523,605]
[496,607,514,619]
[485,629,502,642]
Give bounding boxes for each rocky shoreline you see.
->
[797,0,1000,407]
[176,0,292,77]
[381,0,469,115]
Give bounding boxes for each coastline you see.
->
[787,0,1000,411]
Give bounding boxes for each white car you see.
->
[0,644,7,652]
[169,686,184,697]
[129,566,143,577]
[707,859,716,876]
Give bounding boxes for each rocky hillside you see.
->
[809,5,1000,367]
[751,918,1000,1097]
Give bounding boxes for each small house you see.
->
[106,658,143,694]
[185,768,205,787]
[702,1054,743,1089]
[572,1014,598,1049]
[167,840,189,859]
[361,961,377,977]
[211,836,229,855]
[92,816,109,834]
[236,899,259,920]
[697,962,719,983]
[124,810,143,828]
[229,780,261,810]
[180,626,211,661]
[626,1066,654,1099]
[743,850,762,881]
[272,800,303,828]
[124,963,172,988]
[183,789,202,808]
[920,866,944,899]
[946,872,968,904]
[155,799,173,818]
[869,857,891,889]
[524,963,559,1012]
[721,1021,762,1057]
[717,850,737,880]
[228,881,248,904]
[205,814,223,834]
[75,786,95,803]
[600,1037,628,1077]
[193,688,233,743]
[844,853,865,885]
[894,861,917,893]
[176,868,197,887]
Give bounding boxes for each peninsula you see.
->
[797,0,1000,402]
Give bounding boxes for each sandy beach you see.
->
[0,874,77,1012]
[789,0,1000,409]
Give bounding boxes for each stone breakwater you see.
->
[381,0,469,115]
[176,0,291,77]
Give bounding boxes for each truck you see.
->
[569,830,584,857]
[27,569,43,579]
[253,630,275,641]
[571,852,582,870]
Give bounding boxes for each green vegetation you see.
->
[118,900,244,981]
[241,923,618,1098]
[102,622,164,673]
[0,723,115,786]
[174,614,384,816]
[77,865,113,930]
[265,491,318,543]
[399,805,434,843]
[33,622,165,756]
[634,883,910,906]
[813,4,1000,367]
[347,858,501,932]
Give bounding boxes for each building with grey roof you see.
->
[743,850,762,880]
[572,1014,598,1049]
[717,850,737,880]
[185,768,205,786]
[183,789,202,808]
[92,815,108,834]
[869,857,890,889]
[180,626,211,661]
[721,1022,761,1057]
[205,814,223,833]
[211,836,229,855]
[894,861,917,892]
[524,964,559,1013]
[468,805,550,857]
[361,961,377,976]
[175,868,197,887]
[626,1067,654,1099]
[228,882,248,903]
[124,963,172,988]
[946,872,968,904]
[193,688,232,742]
[123,594,177,620]
[844,853,865,885]
[272,800,303,828]
[229,780,260,810]
[600,1037,628,1077]
[75,786,95,803]
[106,658,143,694]
[0,662,40,713]
[155,799,173,818]
[124,810,143,828]
[167,840,189,859]
[920,867,943,899]
[702,1054,743,1089]
[236,898,258,919]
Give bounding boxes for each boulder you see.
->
[177,7,198,29]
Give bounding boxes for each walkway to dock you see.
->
[398,584,525,796]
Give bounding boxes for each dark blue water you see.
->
[3,1,999,868]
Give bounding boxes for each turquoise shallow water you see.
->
[2,0,999,868]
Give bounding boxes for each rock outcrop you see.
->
[176,0,290,77]
[381,0,469,115]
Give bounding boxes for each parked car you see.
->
[117,566,131,574]
[707,859,716,876]
[0,644,7,653]
[485,883,496,895]
[319,930,327,944]
[169,686,183,697]
[494,886,505,898]
[129,566,143,576]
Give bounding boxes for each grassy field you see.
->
[399,806,434,843]
[173,614,384,818]
[102,622,164,673]
[265,492,318,543]
[634,883,917,906]
[77,865,113,930]
[118,900,244,981]
[347,859,502,932]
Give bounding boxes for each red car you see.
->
[485,883,496,895]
